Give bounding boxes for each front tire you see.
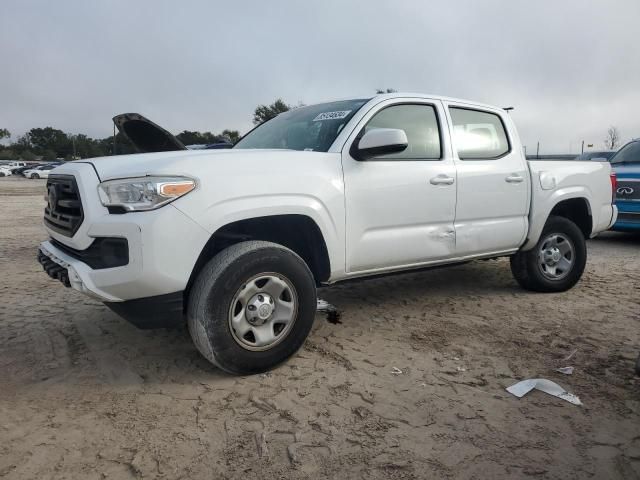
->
[510,216,587,292]
[31,173,40,179]
[187,241,317,375]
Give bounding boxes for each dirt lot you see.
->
[1,176,639,479]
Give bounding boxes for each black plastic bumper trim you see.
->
[104,292,185,329]
[51,237,129,269]
[37,249,71,287]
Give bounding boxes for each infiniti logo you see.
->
[617,186,634,195]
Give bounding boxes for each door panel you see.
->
[445,104,529,256]
[342,100,457,273]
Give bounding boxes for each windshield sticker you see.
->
[313,110,352,122]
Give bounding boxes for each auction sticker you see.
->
[313,110,351,121]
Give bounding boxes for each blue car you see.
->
[610,140,640,231]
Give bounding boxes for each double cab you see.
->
[38,93,617,374]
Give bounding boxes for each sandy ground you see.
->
[1,176,639,479]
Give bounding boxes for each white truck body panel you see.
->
[340,97,458,273]
[523,160,616,250]
[39,93,616,303]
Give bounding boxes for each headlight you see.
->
[98,176,196,211]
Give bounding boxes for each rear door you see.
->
[342,98,457,273]
[443,103,529,256]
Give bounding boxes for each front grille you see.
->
[44,175,84,236]
[615,180,640,202]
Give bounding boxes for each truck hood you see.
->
[80,148,307,181]
[113,113,186,153]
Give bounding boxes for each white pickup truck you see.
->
[38,93,617,374]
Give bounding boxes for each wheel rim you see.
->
[228,273,298,351]
[538,233,575,280]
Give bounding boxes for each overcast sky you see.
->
[1,0,639,153]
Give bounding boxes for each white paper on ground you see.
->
[506,379,582,406]
[556,366,574,375]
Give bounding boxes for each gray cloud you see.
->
[1,0,639,153]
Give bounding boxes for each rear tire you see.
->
[510,216,586,292]
[0,172,5,177]
[187,241,317,375]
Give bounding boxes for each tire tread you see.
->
[187,241,315,374]
[510,215,587,293]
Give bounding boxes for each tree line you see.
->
[0,98,299,161]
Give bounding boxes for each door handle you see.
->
[505,174,524,183]
[430,175,455,185]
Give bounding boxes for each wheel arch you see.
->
[547,197,592,238]
[185,214,332,301]
[522,195,593,251]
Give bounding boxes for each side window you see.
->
[449,107,510,159]
[362,104,441,160]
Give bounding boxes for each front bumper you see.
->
[38,163,211,303]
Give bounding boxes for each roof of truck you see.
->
[369,92,506,111]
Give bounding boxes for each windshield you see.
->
[610,141,640,165]
[234,99,369,152]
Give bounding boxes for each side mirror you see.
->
[352,128,408,160]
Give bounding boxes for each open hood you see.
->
[113,113,187,153]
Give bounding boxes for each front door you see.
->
[342,99,458,273]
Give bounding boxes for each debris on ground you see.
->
[316,299,342,324]
[556,366,574,375]
[563,349,578,361]
[391,367,403,375]
[506,379,582,406]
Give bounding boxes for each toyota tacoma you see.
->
[37,93,617,374]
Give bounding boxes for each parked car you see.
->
[14,165,37,176]
[574,151,616,161]
[609,140,640,231]
[1,161,27,173]
[23,164,57,179]
[0,166,13,177]
[37,93,616,374]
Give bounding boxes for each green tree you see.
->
[26,127,72,157]
[221,129,240,144]
[376,88,397,94]
[253,99,291,125]
[41,149,57,161]
[176,130,216,145]
[102,132,136,156]
[0,128,10,142]
[0,149,17,160]
[20,150,37,161]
